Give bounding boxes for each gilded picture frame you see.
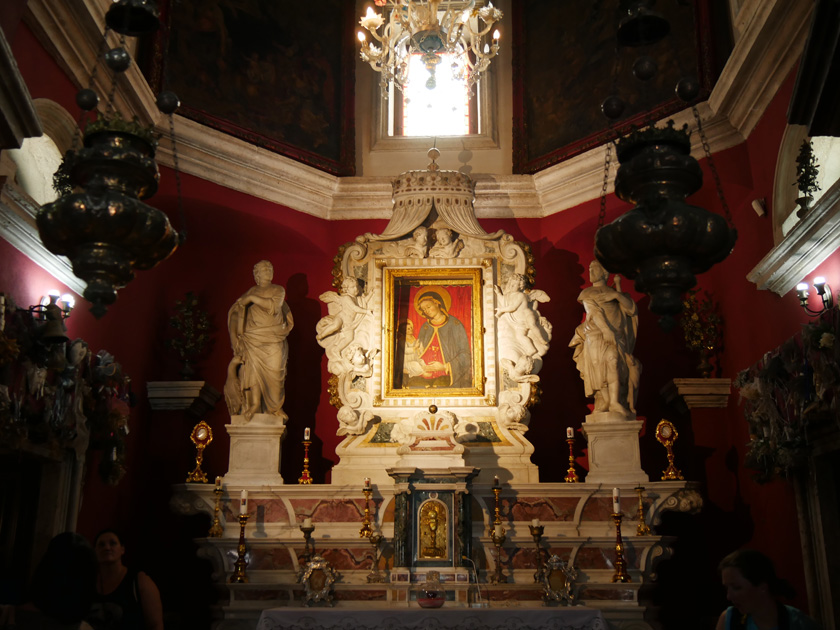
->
[383,267,484,399]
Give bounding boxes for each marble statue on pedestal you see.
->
[224,260,293,423]
[569,260,641,417]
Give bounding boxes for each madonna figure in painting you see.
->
[406,288,472,389]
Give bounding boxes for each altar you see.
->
[257,607,608,630]
[171,149,701,630]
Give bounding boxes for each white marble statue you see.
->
[495,273,552,359]
[316,278,372,345]
[225,260,294,422]
[404,226,430,258]
[429,228,463,258]
[569,260,641,417]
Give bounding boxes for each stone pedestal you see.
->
[582,414,648,485]
[224,414,286,484]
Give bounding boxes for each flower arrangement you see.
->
[679,288,723,377]
[166,292,212,380]
[735,307,839,483]
[0,294,133,484]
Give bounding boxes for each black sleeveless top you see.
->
[88,569,143,630]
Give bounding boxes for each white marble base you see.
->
[224,418,286,484]
[582,417,648,485]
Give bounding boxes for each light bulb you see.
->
[493,29,500,40]
[358,31,366,42]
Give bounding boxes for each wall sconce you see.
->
[38,290,75,319]
[796,277,835,315]
[30,292,71,344]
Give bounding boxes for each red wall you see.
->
[4,17,838,630]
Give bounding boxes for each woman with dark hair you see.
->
[88,530,163,630]
[716,549,821,630]
[0,532,97,629]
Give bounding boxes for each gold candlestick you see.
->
[529,524,545,583]
[186,421,213,483]
[300,524,315,564]
[298,439,313,484]
[655,419,684,481]
[564,437,579,483]
[610,512,631,583]
[489,483,507,584]
[635,486,651,536]
[360,486,373,538]
[230,514,250,583]
[208,486,224,537]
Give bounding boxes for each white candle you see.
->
[303,518,312,528]
[304,427,311,441]
[532,518,540,528]
[364,477,371,489]
[612,488,620,514]
[240,489,248,514]
[566,426,574,439]
[494,524,503,537]
[215,476,222,489]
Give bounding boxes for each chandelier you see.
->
[36,0,181,318]
[358,0,502,93]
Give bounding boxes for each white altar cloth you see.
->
[257,606,608,630]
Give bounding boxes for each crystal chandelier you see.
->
[358,0,502,93]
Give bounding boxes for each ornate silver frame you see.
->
[542,554,578,606]
[300,555,338,606]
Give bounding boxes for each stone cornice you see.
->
[747,179,840,296]
[708,0,813,137]
[19,0,808,222]
[0,178,85,295]
[0,21,42,150]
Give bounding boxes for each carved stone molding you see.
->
[661,378,732,410]
[747,178,840,295]
[147,380,221,418]
[0,24,42,151]
[16,0,808,223]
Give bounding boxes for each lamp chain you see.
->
[104,35,128,117]
[598,141,613,228]
[167,113,187,243]
[74,26,112,150]
[692,106,733,226]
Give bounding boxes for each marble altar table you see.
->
[257,606,608,630]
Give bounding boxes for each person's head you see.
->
[718,549,795,615]
[29,532,97,624]
[418,292,446,320]
[94,529,126,566]
[589,259,609,284]
[253,260,274,285]
[413,226,428,244]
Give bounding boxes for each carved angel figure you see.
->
[316,277,371,347]
[429,228,463,258]
[404,226,430,258]
[495,273,552,358]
